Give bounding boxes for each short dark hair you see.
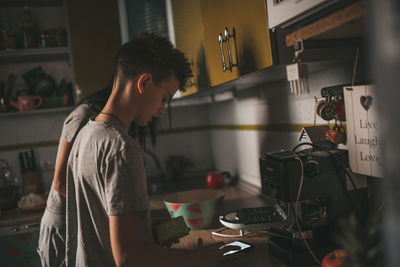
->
[115,32,191,91]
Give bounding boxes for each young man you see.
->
[66,34,238,266]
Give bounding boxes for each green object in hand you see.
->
[153,216,190,245]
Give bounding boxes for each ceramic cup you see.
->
[10,95,43,111]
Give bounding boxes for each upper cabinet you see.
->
[66,0,121,100]
[200,0,276,87]
[170,0,208,96]
[0,0,121,109]
[268,1,367,65]
[0,1,76,110]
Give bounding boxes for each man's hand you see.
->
[152,217,188,247]
[109,213,244,267]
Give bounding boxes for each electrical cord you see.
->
[292,142,322,152]
[328,154,367,221]
[343,166,368,215]
[293,142,367,220]
[294,156,321,265]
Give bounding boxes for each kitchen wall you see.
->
[143,104,213,178]
[0,109,70,191]
[207,63,359,191]
[151,61,369,192]
[0,61,368,194]
[0,104,213,193]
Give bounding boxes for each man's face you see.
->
[136,74,179,126]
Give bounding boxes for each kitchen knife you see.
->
[19,152,26,173]
[24,151,32,171]
[30,149,36,170]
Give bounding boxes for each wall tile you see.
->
[0,145,58,193]
[208,64,361,187]
[0,117,18,146]
[15,113,65,144]
[210,130,236,172]
[148,130,213,176]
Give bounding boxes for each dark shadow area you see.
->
[237,39,257,76]
[259,80,292,153]
[196,44,209,90]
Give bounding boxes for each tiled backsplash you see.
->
[0,62,366,193]
[208,62,362,188]
[0,109,70,192]
[0,105,213,193]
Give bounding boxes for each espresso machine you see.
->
[259,149,367,266]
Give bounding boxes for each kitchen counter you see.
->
[149,186,287,267]
[0,208,43,228]
[0,185,288,266]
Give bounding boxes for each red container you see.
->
[205,172,227,189]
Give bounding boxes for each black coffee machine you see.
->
[259,149,367,267]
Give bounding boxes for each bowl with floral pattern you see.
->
[164,189,224,229]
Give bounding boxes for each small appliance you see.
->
[259,148,367,266]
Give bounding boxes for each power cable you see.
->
[294,156,321,265]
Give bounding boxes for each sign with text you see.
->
[344,85,383,178]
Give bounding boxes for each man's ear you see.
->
[136,73,152,94]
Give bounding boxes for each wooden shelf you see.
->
[285,1,366,47]
[0,0,63,7]
[0,106,73,118]
[0,47,70,64]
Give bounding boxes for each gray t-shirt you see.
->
[66,119,151,267]
[46,103,99,216]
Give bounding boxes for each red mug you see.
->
[10,95,43,111]
[205,172,231,189]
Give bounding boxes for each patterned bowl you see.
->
[164,189,224,229]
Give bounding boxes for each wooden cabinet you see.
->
[200,0,276,87]
[66,0,121,100]
[170,0,208,96]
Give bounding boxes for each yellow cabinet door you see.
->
[171,0,207,97]
[201,0,239,87]
[201,0,275,87]
[228,0,274,76]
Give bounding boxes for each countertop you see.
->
[0,208,43,228]
[2,185,266,227]
[150,186,287,267]
[0,185,287,266]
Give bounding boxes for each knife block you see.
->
[21,171,41,195]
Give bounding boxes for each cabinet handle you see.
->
[218,33,227,72]
[224,27,239,71]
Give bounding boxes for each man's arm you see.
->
[53,140,73,197]
[109,213,239,267]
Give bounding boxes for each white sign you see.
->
[344,85,383,178]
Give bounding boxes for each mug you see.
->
[10,95,43,111]
[205,172,231,189]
